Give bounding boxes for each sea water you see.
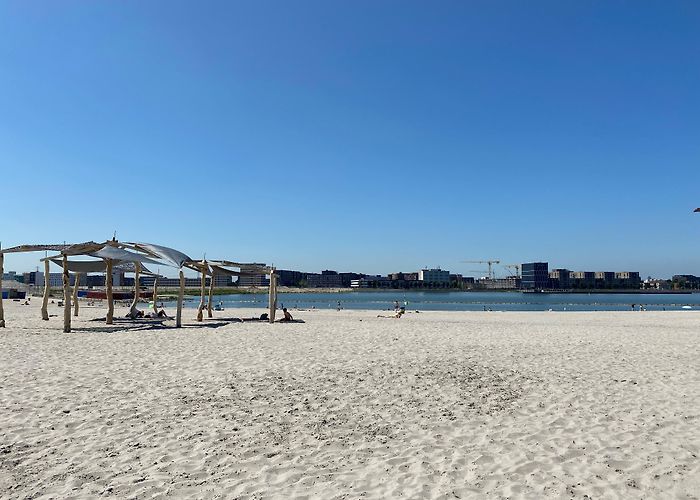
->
[173,291,700,312]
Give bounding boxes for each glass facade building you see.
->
[521,262,549,289]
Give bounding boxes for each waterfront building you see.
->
[672,274,700,289]
[643,278,672,290]
[2,271,18,282]
[350,275,391,288]
[570,271,596,289]
[338,272,363,287]
[277,270,303,287]
[548,269,571,289]
[86,275,106,287]
[521,262,549,289]
[594,272,616,288]
[418,268,450,285]
[614,272,641,289]
[306,270,344,288]
[478,277,521,289]
[237,263,269,287]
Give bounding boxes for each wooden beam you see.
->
[129,262,141,318]
[62,254,71,333]
[0,252,5,328]
[176,269,184,328]
[207,272,215,318]
[152,276,159,313]
[197,263,206,322]
[106,259,114,325]
[73,272,80,317]
[41,259,50,320]
[268,269,277,323]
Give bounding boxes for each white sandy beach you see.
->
[0,300,698,499]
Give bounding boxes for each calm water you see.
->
[171,291,700,312]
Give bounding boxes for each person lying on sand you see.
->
[126,309,145,319]
[146,308,169,319]
[378,308,404,319]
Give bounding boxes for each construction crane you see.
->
[503,264,521,278]
[461,260,501,280]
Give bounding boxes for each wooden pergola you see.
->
[0,240,279,331]
[188,260,277,323]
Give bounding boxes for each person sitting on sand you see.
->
[279,308,293,322]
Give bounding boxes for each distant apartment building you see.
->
[2,271,18,282]
[521,262,549,289]
[478,277,521,289]
[237,263,269,287]
[350,275,392,288]
[570,271,596,289]
[594,272,616,288]
[86,275,106,287]
[644,278,672,290]
[614,272,641,289]
[548,269,571,289]
[418,268,450,285]
[306,270,343,288]
[137,275,233,288]
[277,270,303,287]
[338,272,363,287]
[22,271,87,287]
[672,274,700,289]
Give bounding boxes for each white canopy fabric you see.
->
[91,246,163,266]
[48,259,107,273]
[132,243,192,268]
[48,258,159,276]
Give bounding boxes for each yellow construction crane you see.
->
[461,260,501,280]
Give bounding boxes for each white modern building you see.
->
[418,268,450,284]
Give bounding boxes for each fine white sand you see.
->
[0,300,698,499]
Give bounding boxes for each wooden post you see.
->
[0,252,5,328]
[207,272,215,318]
[73,272,80,317]
[129,262,141,318]
[62,254,71,333]
[176,269,184,328]
[41,259,50,320]
[106,259,114,325]
[152,276,159,313]
[197,264,206,322]
[268,269,277,323]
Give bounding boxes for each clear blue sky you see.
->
[1,1,698,278]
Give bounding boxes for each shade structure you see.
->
[91,246,164,267]
[0,238,277,330]
[48,258,159,276]
[47,258,109,273]
[130,243,192,269]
